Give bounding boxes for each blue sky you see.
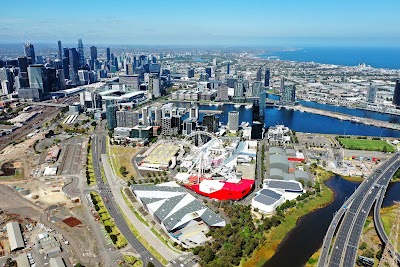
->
[1,0,399,46]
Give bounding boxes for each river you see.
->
[262,176,400,267]
[188,103,400,138]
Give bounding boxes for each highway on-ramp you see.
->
[319,153,400,267]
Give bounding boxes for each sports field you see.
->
[338,138,395,152]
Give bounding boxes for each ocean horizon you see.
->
[258,46,400,70]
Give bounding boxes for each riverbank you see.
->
[291,105,400,131]
[242,167,335,267]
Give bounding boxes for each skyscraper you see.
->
[393,79,400,106]
[256,68,262,81]
[264,69,270,87]
[77,39,85,67]
[366,83,377,103]
[106,104,116,130]
[205,67,212,78]
[259,90,266,119]
[203,114,219,133]
[90,46,97,70]
[228,111,239,132]
[252,100,260,122]
[68,48,80,85]
[280,77,285,93]
[57,41,62,61]
[24,43,36,64]
[106,48,111,63]
[250,81,262,97]
[251,121,263,140]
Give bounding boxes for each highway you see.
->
[373,160,400,262]
[319,153,400,267]
[91,133,164,267]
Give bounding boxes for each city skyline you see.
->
[1,0,399,46]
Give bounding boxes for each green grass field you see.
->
[338,138,395,152]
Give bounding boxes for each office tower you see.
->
[77,39,85,67]
[78,70,89,85]
[27,65,57,95]
[68,48,80,85]
[264,68,270,87]
[256,68,262,82]
[205,67,212,78]
[106,104,116,130]
[213,58,217,67]
[366,83,377,103]
[217,84,229,101]
[228,111,239,131]
[282,85,296,103]
[259,91,266,119]
[252,100,260,122]
[203,114,219,133]
[56,69,66,90]
[251,121,263,140]
[0,68,14,94]
[227,62,230,75]
[17,57,28,73]
[393,79,400,106]
[24,43,36,64]
[187,68,194,78]
[280,77,285,93]
[57,41,62,60]
[106,48,111,63]
[90,46,97,70]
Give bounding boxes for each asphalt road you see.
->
[324,153,400,267]
[91,132,164,267]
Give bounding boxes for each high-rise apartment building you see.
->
[366,83,377,103]
[393,79,400,106]
[228,111,239,132]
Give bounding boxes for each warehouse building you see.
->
[6,222,24,251]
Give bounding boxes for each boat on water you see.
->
[245,104,252,109]
[299,109,304,112]
[234,104,241,108]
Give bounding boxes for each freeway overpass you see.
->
[373,164,400,263]
[318,153,400,267]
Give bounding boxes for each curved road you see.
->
[319,153,400,267]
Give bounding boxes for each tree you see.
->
[91,121,97,127]
[147,262,155,267]
[110,234,118,244]
[119,166,128,177]
[382,145,388,153]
